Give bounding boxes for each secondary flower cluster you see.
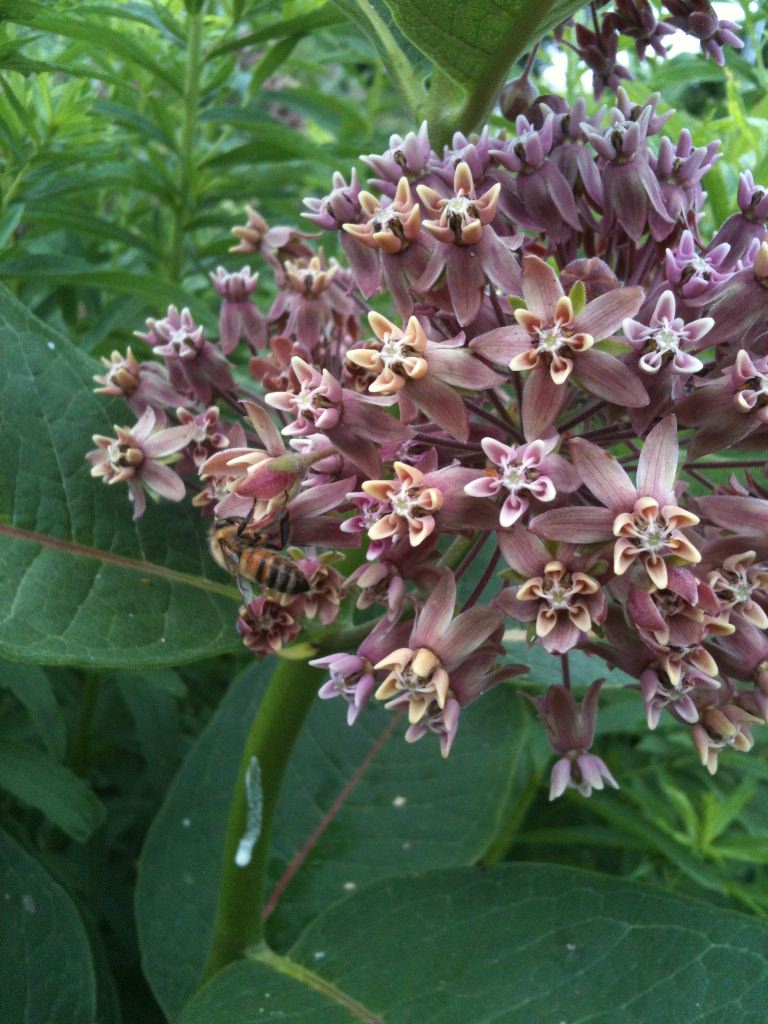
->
[87,90,768,800]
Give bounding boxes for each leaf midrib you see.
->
[0,523,238,600]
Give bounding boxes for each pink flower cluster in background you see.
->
[88,87,768,800]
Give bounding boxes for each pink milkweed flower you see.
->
[237,597,300,654]
[175,405,245,470]
[532,415,700,590]
[92,347,191,415]
[249,335,302,393]
[606,1,674,60]
[496,527,606,653]
[700,240,768,352]
[86,406,194,520]
[663,0,744,66]
[374,569,502,728]
[524,680,618,799]
[471,255,646,436]
[640,661,720,730]
[581,106,673,241]
[137,306,234,405]
[265,356,409,478]
[268,251,359,351]
[490,113,581,241]
[690,696,760,775]
[707,551,768,629]
[415,161,522,325]
[302,168,365,230]
[463,435,578,527]
[210,266,266,355]
[573,20,631,101]
[664,229,734,307]
[312,616,410,725]
[360,460,497,550]
[342,178,435,311]
[230,205,315,272]
[677,350,768,458]
[360,121,434,196]
[293,556,344,626]
[347,311,502,441]
[623,289,710,377]
[709,171,768,270]
[650,130,720,241]
[199,401,322,521]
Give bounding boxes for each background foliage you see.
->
[2,1,768,1021]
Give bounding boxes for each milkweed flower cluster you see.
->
[87,84,768,799]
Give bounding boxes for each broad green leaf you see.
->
[136,661,268,1020]
[0,827,97,1024]
[180,864,768,1023]
[0,285,242,668]
[136,662,541,1017]
[0,738,105,841]
[0,659,66,758]
[206,5,346,59]
[384,0,586,89]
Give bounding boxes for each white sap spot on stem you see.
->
[182,817,192,828]
[22,894,36,914]
[392,795,407,808]
[47,341,55,350]
[313,951,326,961]
[234,756,262,868]
[342,880,357,892]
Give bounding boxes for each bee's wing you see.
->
[218,538,242,574]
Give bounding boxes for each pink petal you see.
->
[530,507,616,542]
[697,495,768,533]
[549,758,572,800]
[141,462,186,502]
[242,400,286,456]
[569,437,636,510]
[447,246,485,326]
[573,286,644,339]
[628,586,666,631]
[522,364,567,440]
[407,375,469,441]
[469,326,530,363]
[574,349,649,408]
[521,254,565,320]
[495,588,539,622]
[143,424,194,458]
[412,571,457,648]
[289,476,357,518]
[636,414,679,503]
[498,525,549,576]
[437,606,502,665]
[425,343,504,389]
[499,493,528,526]
[464,476,501,498]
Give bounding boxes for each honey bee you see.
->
[209,513,309,599]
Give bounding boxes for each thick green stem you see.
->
[168,6,204,280]
[201,658,322,982]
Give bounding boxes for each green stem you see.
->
[168,6,204,280]
[201,658,322,982]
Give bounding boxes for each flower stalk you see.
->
[201,658,322,982]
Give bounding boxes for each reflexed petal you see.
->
[697,495,768,533]
[469,326,530,363]
[438,607,503,665]
[531,507,616,541]
[549,757,572,800]
[569,437,636,509]
[522,364,568,440]
[636,414,679,503]
[573,286,644,338]
[412,571,457,647]
[498,525,548,576]
[521,254,564,319]
[407,375,469,441]
[574,349,649,408]
[141,462,185,502]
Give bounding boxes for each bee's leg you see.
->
[236,500,258,537]
[236,576,254,604]
[276,509,290,550]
